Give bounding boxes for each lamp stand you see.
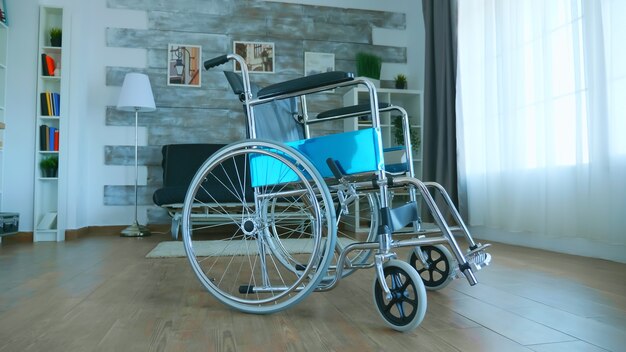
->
[121,109,151,237]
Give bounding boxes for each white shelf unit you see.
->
[33,6,69,242]
[0,21,7,211]
[342,87,424,233]
[342,87,424,179]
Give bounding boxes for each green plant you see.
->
[393,117,421,152]
[49,27,62,40]
[39,155,58,177]
[356,52,382,80]
[49,27,62,46]
[394,74,407,89]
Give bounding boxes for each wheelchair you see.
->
[181,53,491,332]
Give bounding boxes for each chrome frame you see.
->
[200,53,490,308]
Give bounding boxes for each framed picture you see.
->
[167,44,201,87]
[233,41,274,73]
[304,52,335,76]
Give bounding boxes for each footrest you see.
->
[450,244,492,280]
[465,243,492,271]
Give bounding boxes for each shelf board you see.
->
[41,75,61,80]
[39,116,60,120]
[38,177,58,181]
[41,46,61,52]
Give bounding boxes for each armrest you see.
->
[257,71,354,99]
[316,103,391,120]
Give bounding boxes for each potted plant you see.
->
[39,155,58,178]
[393,117,421,152]
[49,27,62,47]
[356,52,382,86]
[394,74,407,89]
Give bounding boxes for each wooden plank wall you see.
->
[103,0,407,224]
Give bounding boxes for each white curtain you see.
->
[456,0,626,262]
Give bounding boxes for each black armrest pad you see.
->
[257,71,354,99]
[316,102,391,119]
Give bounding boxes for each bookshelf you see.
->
[343,87,423,179]
[342,87,424,233]
[0,21,7,211]
[33,6,69,242]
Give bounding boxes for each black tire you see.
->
[372,260,427,332]
[408,245,455,291]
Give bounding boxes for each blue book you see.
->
[53,93,60,116]
[49,127,56,151]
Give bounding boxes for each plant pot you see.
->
[395,82,407,89]
[41,168,58,178]
[50,37,62,47]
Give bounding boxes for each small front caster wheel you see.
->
[372,260,427,332]
[408,245,455,291]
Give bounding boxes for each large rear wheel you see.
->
[181,140,336,314]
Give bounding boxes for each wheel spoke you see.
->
[182,141,336,314]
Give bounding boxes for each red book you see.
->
[54,129,59,151]
[45,55,56,77]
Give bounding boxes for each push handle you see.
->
[204,54,229,70]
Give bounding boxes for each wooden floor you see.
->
[0,231,624,352]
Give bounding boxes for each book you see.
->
[53,93,60,116]
[45,91,52,117]
[53,129,59,151]
[40,92,49,115]
[45,55,56,77]
[51,93,57,116]
[39,125,48,151]
[49,127,56,151]
[45,125,50,151]
[41,54,49,76]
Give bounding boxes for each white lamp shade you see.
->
[117,73,156,112]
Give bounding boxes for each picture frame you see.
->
[304,52,335,76]
[233,41,274,73]
[167,44,201,87]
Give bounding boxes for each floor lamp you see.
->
[116,73,156,237]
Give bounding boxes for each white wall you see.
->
[4,0,425,232]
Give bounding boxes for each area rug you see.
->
[146,238,355,258]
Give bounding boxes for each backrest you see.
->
[156,143,253,205]
[161,144,225,187]
[223,71,304,143]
